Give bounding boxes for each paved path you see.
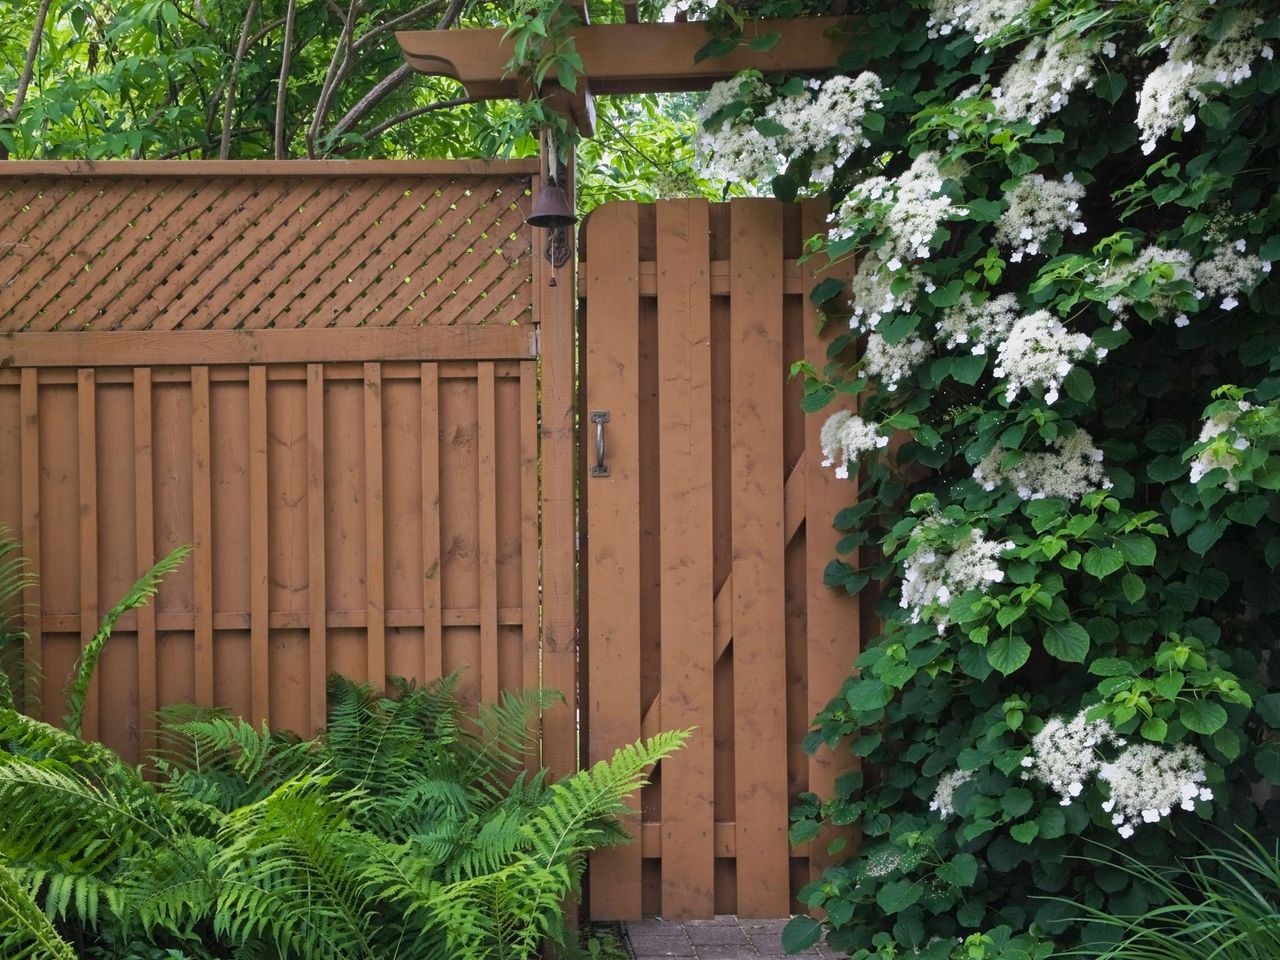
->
[624,917,840,959]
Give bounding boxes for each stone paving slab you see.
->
[624,916,842,960]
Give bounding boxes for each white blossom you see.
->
[929,768,975,819]
[974,429,1111,501]
[1021,710,1120,804]
[901,523,1013,630]
[1098,743,1211,836]
[864,333,932,392]
[993,311,1093,405]
[1137,12,1271,155]
[847,254,924,333]
[820,410,889,480]
[927,0,1027,45]
[993,37,1096,127]
[1190,401,1254,490]
[936,292,1021,354]
[1193,243,1271,310]
[1105,245,1196,320]
[692,75,776,186]
[996,174,1087,261]
[830,151,962,263]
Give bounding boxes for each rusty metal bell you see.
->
[526,182,578,228]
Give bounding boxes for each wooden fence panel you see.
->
[0,161,552,767]
[581,198,861,918]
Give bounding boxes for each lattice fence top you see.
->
[0,163,535,332]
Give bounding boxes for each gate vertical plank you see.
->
[19,370,41,712]
[729,200,791,916]
[519,365,540,704]
[249,367,270,726]
[420,363,443,680]
[535,166,579,788]
[191,367,215,707]
[133,369,157,758]
[586,201,643,919]
[801,200,860,881]
[77,370,100,740]
[364,363,387,691]
[307,364,328,734]
[656,200,715,918]
[477,361,500,705]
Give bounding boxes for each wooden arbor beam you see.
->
[396,16,848,135]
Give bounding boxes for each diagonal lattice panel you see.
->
[0,172,534,332]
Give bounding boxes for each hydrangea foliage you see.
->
[696,2,1280,958]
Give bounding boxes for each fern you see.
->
[0,527,35,712]
[64,544,192,738]
[0,863,76,960]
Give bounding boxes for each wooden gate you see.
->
[580,199,861,918]
[0,160,575,782]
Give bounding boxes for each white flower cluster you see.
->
[926,0,1025,45]
[693,75,776,185]
[996,174,1087,262]
[694,72,883,188]
[848,255,929,333]
[1105,245,1196,323]
[762,74,885,188]
[1194,241,1272,311]
[1189,401,1253,490]
[1137,13,1274,155]
[936,292,1020,354]
[1020,709,1120,804]
[994,311,1095,405]
[830,151,961,263]
[1099,743,1212,839]
[820,410,889,480]
[901,525,1013,630]
[1020,710,1214,838]
[974,429,1111,501]
[992,37,1096,127]
[864,333,932,392]
[929,768,975,819]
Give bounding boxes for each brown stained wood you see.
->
[396,17,846,98]
[364,363,387,691]
[249,367,270,725]
[191,367,215,706]
[77,370,100,741]
[585,201,643,920]
[0,327,537,367]
[476,362,500,705]
[420,363,443,680]
[518,364,540,714]
[579,258,810,298]
[800,199,860,880]
[306,364,327,735]
[133,369,158,758]
[0,183,101,301]
[19,370,41,710]
[728,200,790,917]
[0,159,541,177]
[655,200,715,919]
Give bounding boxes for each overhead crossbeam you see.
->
[396,16,847,135]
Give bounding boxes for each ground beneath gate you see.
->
[623,917,843,959]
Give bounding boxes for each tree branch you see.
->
[0,0,53,157]
[353,0,444,53]
[327,62,415,141]
[275,0,299,158]
[220,0,262,160]
[307,0,361,157]
[335,95,476,151]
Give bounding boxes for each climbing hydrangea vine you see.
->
[695,1,1280,958]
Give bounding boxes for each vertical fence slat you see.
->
[77,370,100,740]
[801,200,860,881]
[656,199,716,918]
[249,366,270,725]
[19,369,41,712]
[191,366,215,706]
[729,200,791,917]
[307,364,328,734]
[133,369,157,758]
[420,363,443,680]
[477,362,500,705]
[519,363,540,734]
[364,363,386,690]
[586,201,643,919]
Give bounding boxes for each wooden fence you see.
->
[579,199,862,918]
[0,160,579,773]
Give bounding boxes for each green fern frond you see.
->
[65,545,192,738]
[0,528,35,712]
[0,863,76,960]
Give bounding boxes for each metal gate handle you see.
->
[590,411,610,477]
